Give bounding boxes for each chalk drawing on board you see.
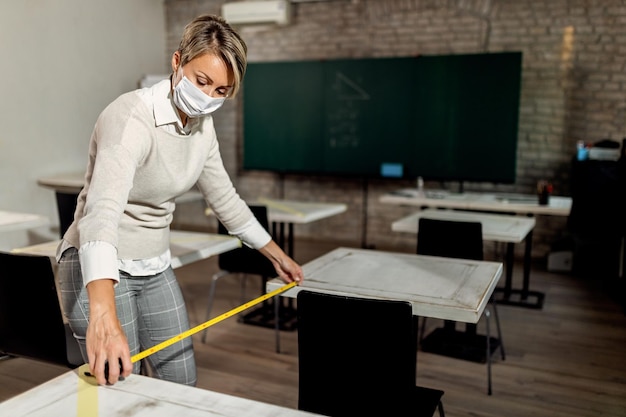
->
[327,72,369,149]
[332,72,370,100]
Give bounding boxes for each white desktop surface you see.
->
[256,198,347,224]
[12,230,240,269]
[37,171,84,194]
[0,367,318,417]
[0,210,49,233]
[206,199,347,225]
[267,247,502,323]
[392,208,536,243]
[37,171,203,203]
[381,188,572,216]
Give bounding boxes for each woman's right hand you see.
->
[85,279,133,385]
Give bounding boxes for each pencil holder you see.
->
[537,180,553,206]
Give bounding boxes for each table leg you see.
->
[268,221,298,351]
[420,321,500,364]
[522,229,533,299]
[505,242,514,298]
[494,230,544,309]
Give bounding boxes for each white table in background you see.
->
[37,172,85,194]
[381,188,572,308]
[207,198,347,333]
[12,230,240,269]
[391,208,539,308]
[256,198,347,258]
[0,210,49,233]
[37,172,203,237]
[0,367,319,417]
[380,188,572,216]
[207,198,347,258]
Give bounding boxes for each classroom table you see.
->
[267,247,502,325]
[391,208,539,308]
[380,188,572,216]
[0,365,319,417]
[381,188,572,309]
[207,198,347,258]
[37,171,203,237]
[256,198,347,258]
[0,210,49,233]
[37,172,203,202]
[267,246,503,394]
[206,198,348,333]
[12,230,241,270]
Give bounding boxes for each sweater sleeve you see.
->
[194,119,271,249]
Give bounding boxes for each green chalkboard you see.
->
[243,52,522,183]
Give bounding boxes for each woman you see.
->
[56,14,303,387]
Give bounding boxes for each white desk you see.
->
[37,172,85,194]
[257,198,348,224]
[267,247,503,324]
[12,230,241,269]
[207,198,347,333]
[37,172,204,238]
[37,171,203,202]
[0,367,319,417]
[256,198,347,258]
[207,198,347,257]
[267,247,503,394]
[391,209,540,308]
[381,188,572,216]
[0,210,49,233]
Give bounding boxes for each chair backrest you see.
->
[56,191,79,238]
[0,251,81,367]
[217,205,276,277]
[297,290,417,416]
[417,217,484,261]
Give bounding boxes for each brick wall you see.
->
[165,0,625,259]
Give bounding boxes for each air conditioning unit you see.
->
[222,0,291,26]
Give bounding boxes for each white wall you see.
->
[0,0,167,248]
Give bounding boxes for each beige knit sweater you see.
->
[63,80,269,262]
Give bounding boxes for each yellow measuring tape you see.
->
[131,280,297,363]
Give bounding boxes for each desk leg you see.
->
[504,242,515,299]
[420,322,500,364]
[522,230,532,299]
[288,223,294,258]
[494,230,545,309]
[269,222,298,335]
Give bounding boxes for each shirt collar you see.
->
[152,78,181,128]
[145,77,200,134]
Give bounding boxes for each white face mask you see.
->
[173,74,226,118]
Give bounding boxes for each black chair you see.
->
[416,217,505,395]
[201,205,278,343]
[56,191,79,238]
[297,290,445,417]
[0,251,83,368]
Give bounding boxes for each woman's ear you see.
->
[171,51,180,73]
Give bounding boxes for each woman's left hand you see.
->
[259,240,304,284]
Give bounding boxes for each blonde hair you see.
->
[177,14,248,97]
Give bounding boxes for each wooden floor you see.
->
[1,239,625,417]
